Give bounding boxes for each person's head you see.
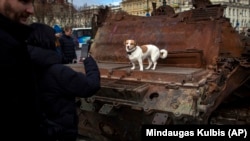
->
[0,0,34,24]
[64,25,72,36]
[53,24,62,38]
[28,23,56,50]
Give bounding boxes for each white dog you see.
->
[125,39,168,71]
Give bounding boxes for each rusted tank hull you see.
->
[72,64,208,141]
[68,3,250,141]
[70,63,250,140]
[91,7,243,67]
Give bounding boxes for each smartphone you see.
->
[81,44,89,58]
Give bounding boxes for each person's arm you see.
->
[45,56,100,97]
[82,56,100,96]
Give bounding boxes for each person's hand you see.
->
[72,59,77,64]
[81,53,91,62]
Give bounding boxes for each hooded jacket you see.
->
[28,23,101,140]
[29,45,100,140]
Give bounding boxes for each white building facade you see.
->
[210,0,250,33]
[121,0,250,32]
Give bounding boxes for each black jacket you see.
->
[28,45,101,140]
[0,14,40,140]
[59,34,77,64]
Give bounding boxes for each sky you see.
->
[72,0,122,7]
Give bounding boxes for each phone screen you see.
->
[81,44,89,58]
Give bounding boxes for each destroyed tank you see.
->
[69,1,250,141]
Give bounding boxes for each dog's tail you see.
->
[160,49,168,59]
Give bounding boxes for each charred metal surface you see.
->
[192,0,212,9]
[151,3,175,17]
[68,1,250,141]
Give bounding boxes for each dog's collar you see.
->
[127,47,136,55]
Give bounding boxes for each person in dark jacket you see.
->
[0,1,51,140]
[59,25,78,64]
[27,23,101,141]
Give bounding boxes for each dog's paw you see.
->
[131,67,135,70]
[145,67,150,70]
